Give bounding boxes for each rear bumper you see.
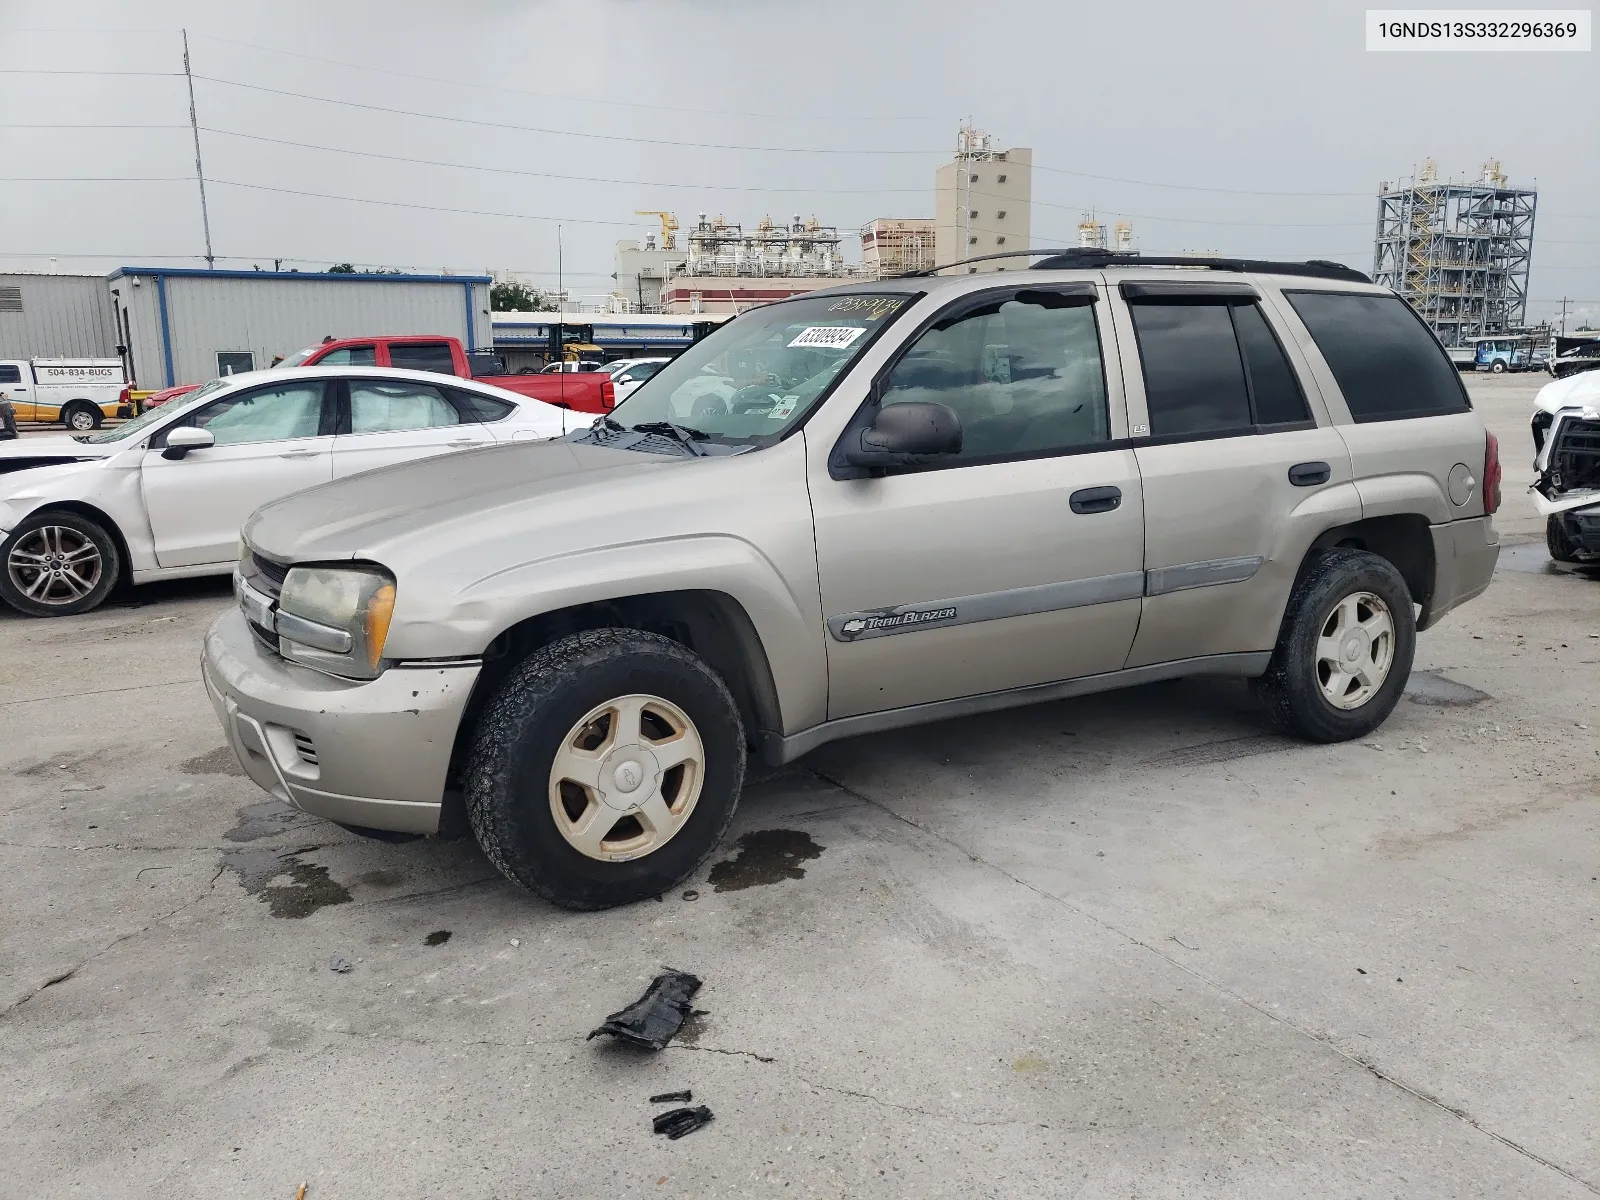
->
[202,609,479,834]
[1420,515,1499,630]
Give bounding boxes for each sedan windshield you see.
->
[80,377,231,443]
[607,293,914,445]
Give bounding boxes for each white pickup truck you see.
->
[0,359,131,430]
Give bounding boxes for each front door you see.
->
[1108,284,1356,667]
[141,379,335,568]
[810,284,1146,719]
[331,378,493,479]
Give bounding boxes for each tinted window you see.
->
[216,351,254,376]
[348,381,462,433]
[388,342,456,374]
[451,388,515,423]
[317,345,376,366]
[0,365,21,384]
[1286,292,1469,421]
[881,291,1109,461]
[624,361,662,383]
[1131,302,1251,437]
[1232,304,1310,425]
[191,382,325,446]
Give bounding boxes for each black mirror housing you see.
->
[839,402,962,473]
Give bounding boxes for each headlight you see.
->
[276,565,396,680]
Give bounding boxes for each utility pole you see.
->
[181,29,214,268]
[1559,296,1570,336]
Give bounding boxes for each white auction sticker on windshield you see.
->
[768,395,799,419]
[788,325,867,350]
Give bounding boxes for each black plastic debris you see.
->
[588,970,702,1050]
[652,1105,713,1139]
[649,1090,692,1104]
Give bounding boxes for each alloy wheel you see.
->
[67,407,96,431]
[1314,591,1395,710]
[6,525,104,607]
[548,693,705,862]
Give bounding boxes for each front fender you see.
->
[384,533,827,735]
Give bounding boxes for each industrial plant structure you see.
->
[1372,160,1537,349]
[935,127,1032,273]
[861,218,937,278]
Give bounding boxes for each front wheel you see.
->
[0,510,122,616]
[1490,360,1507,374]
[465,628,745,911]
[1250,548,1416,743]
[62,403,101,431]
[1547,514,1582,564]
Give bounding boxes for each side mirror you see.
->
[162,426,215,460]
[839,402,962,472]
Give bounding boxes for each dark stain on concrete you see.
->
[1404,671,1491,707]
[358,868,406,888]
[224,800,307,843]
[675,1011,707,1045]
[220,847,353,919]
[424,929,452,947]
[16,751,96,778]
[707,829,824,892]
[182,746,246,776]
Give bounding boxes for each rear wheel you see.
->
[465,628,745,911]
[0,510,121,616]
[62,403,101,431]
[1251,548,1416,743]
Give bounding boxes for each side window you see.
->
[216,351,254,376]
[388,342,456,374]
[450,388,515,423]
[1129,302,1252,437]
[880,291,1110,462]
[348,381,463,433]
[317,345,376,366]
[0,365,21,384]
[1285,292,1469,422]
[629,362,663,382]
[1231,304,1310,426]
[190,382,326,446]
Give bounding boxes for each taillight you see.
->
[118,386,130,403]
[601,379,616,409]
[1483,430,1502,514]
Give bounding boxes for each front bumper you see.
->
[1420,515,1499,630]
[202,609,480,834]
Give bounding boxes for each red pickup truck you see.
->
[144,335,615,413]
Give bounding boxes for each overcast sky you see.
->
[1,0,1595,321]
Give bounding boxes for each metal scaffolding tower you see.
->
[1373,159,1537,348]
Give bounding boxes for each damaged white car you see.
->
[1531,371,1600,562]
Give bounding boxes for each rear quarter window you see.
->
[1285,291,1469,422]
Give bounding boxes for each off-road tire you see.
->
[62,402,101,431]
[1250,547,1416,743]
[464,628,745,911]
[1547,514,1582,564]
[0,509,121,617]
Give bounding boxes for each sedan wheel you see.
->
[7,523,103,607]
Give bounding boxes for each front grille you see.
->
[246,616,279,653]
[292,732,318,766]
[249,552,289,599]
[1550,418,1600,493]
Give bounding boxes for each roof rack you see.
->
[904,247,1370,285]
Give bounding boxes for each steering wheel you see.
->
[729,384,782,415]
[688,393,729,421]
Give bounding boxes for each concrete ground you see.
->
[3,376,1597,1198]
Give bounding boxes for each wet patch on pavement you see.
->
[707,829,824,892]
[1405,671,1491,707]
[1497,541,1600,577]
[224,800,310,843]
[16,750,100,778]
[181,746,246,777]
[219,847,353,919]
[424,929,452,946]
[358,868,406,888]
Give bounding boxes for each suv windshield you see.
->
[607,293,913,445]
[81,377,232,443]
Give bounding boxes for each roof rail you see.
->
[902,247,1370,285]
[1029,248,1370,284]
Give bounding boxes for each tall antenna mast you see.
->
[181,29,214,268]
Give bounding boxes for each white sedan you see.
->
[606,357,672,402]
[0,365,581,616]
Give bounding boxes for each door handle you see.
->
[1069,485,1122,515]
[1288,461,1331,487]
[279,448,318,459]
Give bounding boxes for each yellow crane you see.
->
[635,210,679,250]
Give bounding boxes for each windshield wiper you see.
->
[593,414,627,433]
[629,421,711,457]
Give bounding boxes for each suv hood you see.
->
[1534,371,1600,415]
[246,438,695,565]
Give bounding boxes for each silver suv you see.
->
[204,251,1501,910]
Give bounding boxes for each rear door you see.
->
[141,379,335,568]
[0,364,33,422]
[1108,279,1357,667]
[331,377,493,478]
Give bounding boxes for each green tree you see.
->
[327,262,357,273]
[492,279,551,312]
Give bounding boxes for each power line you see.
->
[0,123,188,130]
[207,178,644,227]
[189,32,938,124]
[0,69,180,77]
[192,76,946,155]
[0,176,189,182]
[1032,163,1372,198]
